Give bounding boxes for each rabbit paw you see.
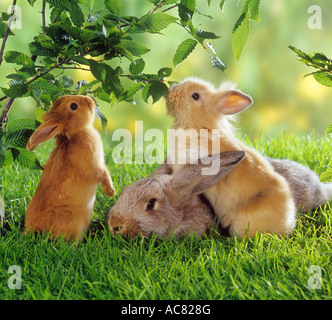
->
[102,183,115,197]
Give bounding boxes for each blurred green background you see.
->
[1,0,332,141]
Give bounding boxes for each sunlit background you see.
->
[1,0,332,143]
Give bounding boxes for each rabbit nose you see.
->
[109,214,128,236]
[110,224,125,235]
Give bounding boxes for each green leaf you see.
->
[219,0,226,11]
[69,1,85,27]
[4,51,35,67]
[104,65,123,98]
[288,45,313,65]
[129,59,145,75]
[71,56,91,65]
[35,108,47,122]
[4,149,14,166]
[93,87,112,103]
[196,30,221,40]
[14,148,43,170]
[232,12,250,60]
[141,81,168,104]
[6,119,40,133]
[178,0,196,23]
[118,40,150,57]
[77,79,99,95]
[6,129,34,148]
[95,103,108,130]
[27,0,38,6]
[89,60,107,82]
[112,46,134,61]
[124,82,143,100]
[1,79,28,98]
[243,0,260,22]
[29,79,63,95]
[44,0,71,11]
[105,0,122,16]
[138,13,177,33]
[29,41,57,58]
[173,39,197,67]
[62,24,96,42]
[312,52,331,65]
[0,150,4,168]
[158,67,172,78]
[0,21,10,39]
[313,71,332,87]
[208,52,227,71]
[59,75,75,88]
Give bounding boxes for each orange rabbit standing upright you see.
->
[25,95,115,241]
[166,78,296,237]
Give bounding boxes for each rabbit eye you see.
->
[146,198,157,211]
[70,102,78,111]
[192,93,200,101]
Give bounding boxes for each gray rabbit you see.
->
[267,157,332,213]
[108,151,245,238]
[108,154,332,238]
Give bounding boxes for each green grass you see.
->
[0,133,331,300]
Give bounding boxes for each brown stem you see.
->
[149,0,172,14]
[0,0,17,66]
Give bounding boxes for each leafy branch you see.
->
[0,0,17,66]
[289,45,332,88]
[0,0,260,170]
[289,45,332,182]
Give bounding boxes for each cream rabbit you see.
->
[108,151,245,238]
[166,77,297,237]
[25,95,115,241]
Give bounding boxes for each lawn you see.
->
[0,133,331,300]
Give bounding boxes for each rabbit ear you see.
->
[215,90,253,115]
[27,121,62,151]
[165,151,245,206]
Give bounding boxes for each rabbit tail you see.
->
[323,183,332,202]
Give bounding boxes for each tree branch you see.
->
[149,0,172,14]
[42,1,46,29]
[0,2,62,125]
[0,0,17,66]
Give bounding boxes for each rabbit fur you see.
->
[268,157,332,213]
[108,156,332,239]
[108,151,245,238]
[25,95,115,241]
[166,77,298,237]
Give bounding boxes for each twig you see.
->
[42,1,46,29]
[0,0,17,66]
[0,60,68,124]
[58,66,91,72]
[175,22,207,50]
[305,63,332,75]
[0,2,61,124]
[149,0,172,14]
[0,98,15,124]
[26,60,68,86]
[162,4,178,13]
